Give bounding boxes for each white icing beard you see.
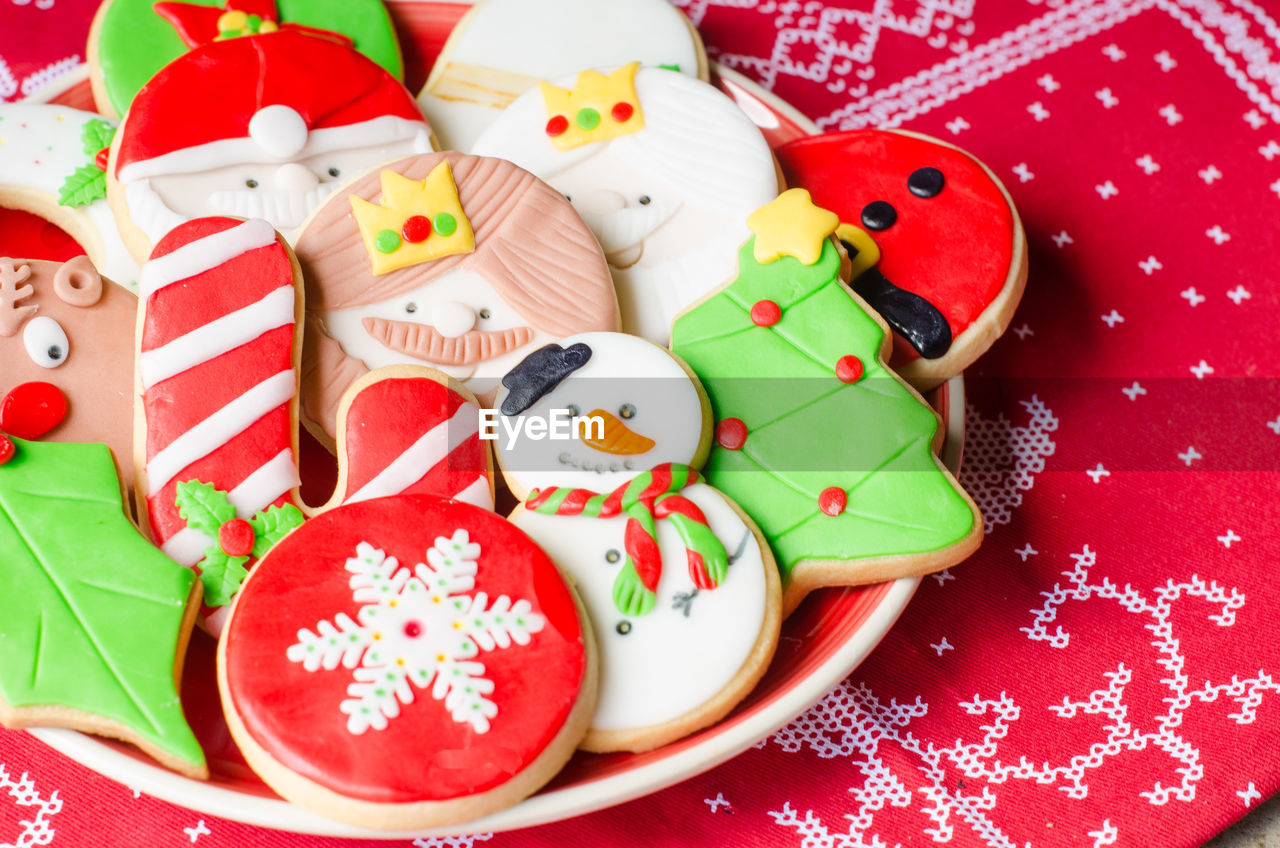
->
[512,482,768,731]
[125,179,189,245]
[209,184,337,231]
[577,199,680,261]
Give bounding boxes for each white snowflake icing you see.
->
[286,530,545,735]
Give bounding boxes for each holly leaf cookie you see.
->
[0,438,206,778]
[671,189,983,614]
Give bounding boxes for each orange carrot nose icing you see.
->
[580,408,656,455]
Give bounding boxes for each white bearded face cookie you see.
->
[417,0,706,151]
[472,65,780,345]
[493,331,711,499]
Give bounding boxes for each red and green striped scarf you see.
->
[525,463,728,616]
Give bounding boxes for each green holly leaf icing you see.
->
[671,237,977,585]
[249,503,305,559]
[57,164,107,208]
[81,118,116,156]
[0,438,205,773]
[200,549,250,608]
[175,480,236,537]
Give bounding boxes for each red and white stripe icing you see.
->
[139,217,303,568]
[337,375,492,511]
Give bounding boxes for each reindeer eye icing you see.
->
[23,316,69,368]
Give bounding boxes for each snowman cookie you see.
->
[218,494,596,829]
[0,104,140,289]
[776,129,1028,389]
[294,151,618,441]
[107,30,432,259]
[418,0,706,151]
[472,64,779,344]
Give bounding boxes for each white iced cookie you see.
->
[493,331,711,499]
[473,64,779,344]
[0,104,140,289]
[418,0,706,151]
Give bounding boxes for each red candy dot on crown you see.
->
[835,355,864,384]
[750,299,781,327]
[401,215,432,244]
[716,417,748,451]
[611,102,635,122]
[819,486,847,517]
[218,518,256,558]
[545,115,570,137]
[0,435,13,466]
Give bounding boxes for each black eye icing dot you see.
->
[246,179,259,189]
[861,200,897,231]
[618,403,636,420]
[605,548,621,564]
[328,167,340,178]
[564,194,573,202]
[638,195,651,206]
[616,621,632,635]
[478,308,491,320]
[907,167,945,198]
[47,346,63,361]
[405,302,417,314]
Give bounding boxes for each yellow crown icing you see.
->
[746,189,841,266]
[540,62,645,151]
[350,163,476,276]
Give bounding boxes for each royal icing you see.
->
[670,190,980,594]
[493,331,707,498]
[417,0,702,151]
[0,105,140,289]
[110,31,431,249]
[92,0,404,118]
[294,151,617,439]
[514,480,768,733]
[223,495,587,802]
[473,66,778,345]
[0,437,205,776]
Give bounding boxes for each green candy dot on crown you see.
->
[375,229,402,254]
[576,108,601,131]
[433,213,457,237]
[247,13,262,27]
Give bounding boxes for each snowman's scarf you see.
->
[525,463,728,617]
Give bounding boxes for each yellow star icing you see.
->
[540,62,645,151]
[350,163,476,276]
[747,188,841,266]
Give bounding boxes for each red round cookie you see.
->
[221,495,588,814]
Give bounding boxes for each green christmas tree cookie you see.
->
[671,189,982,613]
[0,438,207,778]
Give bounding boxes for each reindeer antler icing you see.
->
[0,260,36,337]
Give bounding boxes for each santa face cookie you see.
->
[472,64,779,344]
[107,30,431,258]
[295,151,618,441]
[0,104,140,289]
[89,0,404,119]
[218,495,595,830]
[670,190,982,615]
[776,130,1028,389]
[418,0,706,151]
[493,331,710,499]
[0,257,138,495]
[512,467,779,751]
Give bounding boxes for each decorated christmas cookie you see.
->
[0,437,206,778]
[512,465,780,751]
[473,64,779,344]
[493,331,710,499]
[218,495,596,829]
[0,104,140,289]
[776,129,1028,389]
[671,190,983,614]
[88,0,404,119]
[294,151,618,440]
[107,30,431,258]
[417,0,707,151]
[0,257,138,495]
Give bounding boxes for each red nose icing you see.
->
[1,382,69,440]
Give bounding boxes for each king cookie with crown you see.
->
[0,0,1024,831]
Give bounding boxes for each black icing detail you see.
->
[849,266,952,359]
[500,343,592,416]
[672,589,699,617]
[907,167,945,198]
[860,200,897,231]
[616,621,632,635]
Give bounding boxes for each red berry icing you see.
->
[218,518,256,557]
[819,486,847,517]
[716,417,748,451]
[0,382,69,440]
[545,115,570,137]
[401,215,432,244]
[835,355,864,384]
[611,102,635,123]
[750,299,781,327]
[0,435,14,466]
[94,147,110,171]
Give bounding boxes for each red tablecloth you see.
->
[4,1,1280,846]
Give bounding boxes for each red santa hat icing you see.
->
[116,31,429,184]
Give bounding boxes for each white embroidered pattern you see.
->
[960,396,1058,532]
[0,766,62,848]
[286,531,545,734]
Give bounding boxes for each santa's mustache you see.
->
[209,184,337,230]
[577,199,680,257]
[362,316,535,366]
